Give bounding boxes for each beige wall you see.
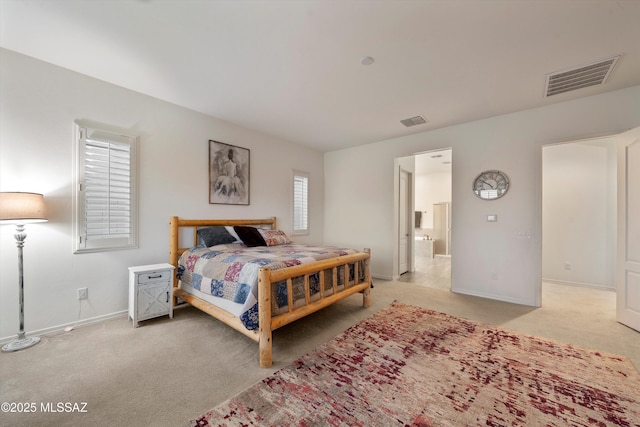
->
[324,85,640,306]
[0,49,325,339]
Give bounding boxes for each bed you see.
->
[169,216,371,367]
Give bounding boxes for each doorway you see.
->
[398,149,452,290]
[432,202,451,256]
[541,138,618,332]
[542,138,617,291]
[542,129,640,333]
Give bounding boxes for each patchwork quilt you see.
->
[177,243,361,330]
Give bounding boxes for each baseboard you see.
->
[372,273,395,281]
[0,310,128,344]
[542,278,615,291]
[452,288,538,307]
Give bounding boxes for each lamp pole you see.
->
[2,222,41,352]
[0,191,47,352]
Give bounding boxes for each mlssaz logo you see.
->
[40,402,88,413]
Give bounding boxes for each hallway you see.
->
[398,255,451,291]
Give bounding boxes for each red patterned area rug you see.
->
[191,301,640,427]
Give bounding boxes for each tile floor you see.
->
[398,254,451,291]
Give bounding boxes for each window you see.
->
[292,170,309,235]
[73,122,138,253]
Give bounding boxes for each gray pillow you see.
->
[197,226,237,247]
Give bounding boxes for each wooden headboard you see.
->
[169,216,277,281]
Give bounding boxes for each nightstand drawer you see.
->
[137,270,172,284]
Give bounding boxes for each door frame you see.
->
[398,167,413,275]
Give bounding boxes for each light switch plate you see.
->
[487,215,498,222]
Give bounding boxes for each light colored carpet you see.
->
[195,302,640,426]
[0,280,638,427]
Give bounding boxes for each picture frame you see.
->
[209,140,250,205]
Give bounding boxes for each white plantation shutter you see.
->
[293,171,309,234]
[84,140,131,238]
[75,124,138,252]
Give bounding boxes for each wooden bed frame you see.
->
[169,216,371,367]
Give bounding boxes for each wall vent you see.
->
[545,55,621,97]
[400,115,427,127]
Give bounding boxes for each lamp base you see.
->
[2,335,40,352]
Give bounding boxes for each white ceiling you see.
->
[2,0,640,152]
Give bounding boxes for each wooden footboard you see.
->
[169,216,371,367]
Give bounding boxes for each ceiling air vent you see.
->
[545,55,621,97]
[400,115,427,127]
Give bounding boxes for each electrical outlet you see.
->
[77,287,88,300]
[564,262,571,271]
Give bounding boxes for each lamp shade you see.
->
[0,192,48,224]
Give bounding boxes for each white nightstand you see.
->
[128,263,175,328]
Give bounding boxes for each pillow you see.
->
[224,226,242,242]
[258,229,291,246]
[233,226,267,247]
[197,226,237,247]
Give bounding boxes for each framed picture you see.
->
[209,140,250,205]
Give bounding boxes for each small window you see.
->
[292,171,309,235]
[73,122,138,253]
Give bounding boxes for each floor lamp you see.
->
[0,192,48,352]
